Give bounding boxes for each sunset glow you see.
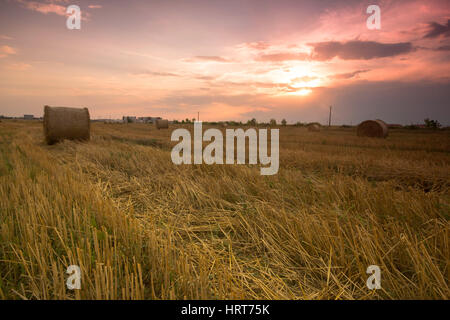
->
[0,0,449,124]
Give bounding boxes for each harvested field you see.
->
[0,121,449,299]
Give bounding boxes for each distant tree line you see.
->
[424,118,441,129]
[404,118,442,130]
[170,118,446,129]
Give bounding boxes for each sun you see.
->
[294,88,312,96]
[283,88,313,96]
[274,64,322,96]
[257,63,321,97]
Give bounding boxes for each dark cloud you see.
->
[241,81,450,125]
[256,52,309,62]
[329,69,370,80]
[309,41,414,61]
[423,20,450,39]
[435,45,450,51]
[325,80,450,125]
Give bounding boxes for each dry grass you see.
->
[0,121,448,300]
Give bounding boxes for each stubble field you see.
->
[0,120,448,299]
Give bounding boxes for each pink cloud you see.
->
[256,52,309,62]
[0,45,16,58]
[19,1,67,16]
[183,56,232,63]
[6,62,32,71]
[239,41,272,51]
[17,0,91,20]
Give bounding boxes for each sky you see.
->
[0,0,449,125]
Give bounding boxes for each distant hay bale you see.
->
[307,123,321,132]
[155,119,169,129]
[376,119,388,128]
[357,119,388,138]
[43,106,90,144]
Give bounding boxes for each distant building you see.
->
[123,116,137,123]
[122,116,163,123]
[23,114,34,120]
[137,116,162,123]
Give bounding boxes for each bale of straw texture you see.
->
[307,123,321,132]
[357,119,388,138]
[155,119,169,129]
[43,106,90,144]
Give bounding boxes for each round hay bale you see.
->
[357,119,388,138]
[43,106,90,144]
[376,119,388,128]
[155,119,169,129]
[307,123,321,132]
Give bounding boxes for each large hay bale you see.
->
[307,123,321,132]
[43,106,90,144]
[155,119,169,129]
[357,119,388,138]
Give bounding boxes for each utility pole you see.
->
[197,112,200,122]
[328,105,332,127]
